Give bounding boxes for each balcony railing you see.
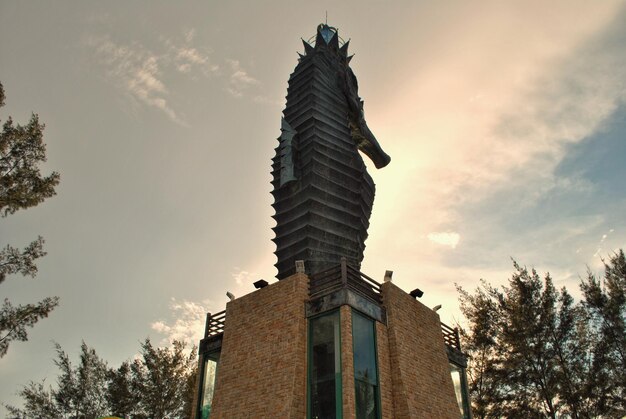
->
[203,269,462,355]
[204,310,226,338]
[309,257,382,305]
[441,322,461,351]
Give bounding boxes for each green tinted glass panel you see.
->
[355,379,378,419]
[309,311,341,419]
[352,312,377,384]
[199,352,219,419]
[450,363,471,417]
[450,364,463,415]
[352,311,380,419]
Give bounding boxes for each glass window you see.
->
[450,363,471,419]
[352,311,380,419]
[308,310,341,419]
[198,351,220,419]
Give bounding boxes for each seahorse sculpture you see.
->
[271,24,390,279]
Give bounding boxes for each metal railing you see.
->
[309,257,382,304]
[203,270,462,354]
[204,310,226,338]
[441,322,461,351]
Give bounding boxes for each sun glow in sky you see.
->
[1,0,626,411]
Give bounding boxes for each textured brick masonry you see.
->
[209,273,308,418]
[383,281,460,418]
[197,272,460,418]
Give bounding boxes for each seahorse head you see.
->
[301,24,391,169]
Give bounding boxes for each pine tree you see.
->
[130,339,197,418]
[5,342,108,419]
[0,81,60,357]
[107,361,136,418]
[457,259,621,418]
[580,250,626,416]
[5,339,197,418]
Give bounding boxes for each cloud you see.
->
[231,267,256,286]
[183,28,195,43]
[86,28,271,117]
[174,47,218,74]
[364,4,626,304]
[162,32,219,76]
[86,29,219,124]
[226,59,260,97]
[427,232,460,249]
[87,35,186,124]
[252,95,284,107]
[151,297,213,346]
[393,4,622,198]
[593,228,616,258]
[150,266,265,346]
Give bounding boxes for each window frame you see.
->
[449,362,472,419]
[196,349,220,419]
[307,309,343,419]
[351,309,382,419]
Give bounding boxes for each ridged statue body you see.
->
[271,24,390,279]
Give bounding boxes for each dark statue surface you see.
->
[272,24,390,279]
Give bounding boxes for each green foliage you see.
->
[54,342,109,418]
[5,342,108,419]
[5,339,198,419]
[0,85,59,217]
[456,282,507,418]
[0,80,60,357]
[458,253,626,418]
[5,381,60,419]
[130,339,198,419]
[0,296,59,357]
[580,250,626,416]
[0,236,46,284]
[107,362,136,418]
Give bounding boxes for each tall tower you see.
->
[191,24,472,419]
[271,24,390,279]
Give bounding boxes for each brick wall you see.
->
[201,272,459,418]
[376,320,395,418]
[382,281,460,418]
[340,305,356,418]
[209,273,308,418]
[189,353,203,419]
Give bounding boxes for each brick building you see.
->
[191,259,471,418]
[191,23,471,418]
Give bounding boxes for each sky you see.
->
[1,0,626,412]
